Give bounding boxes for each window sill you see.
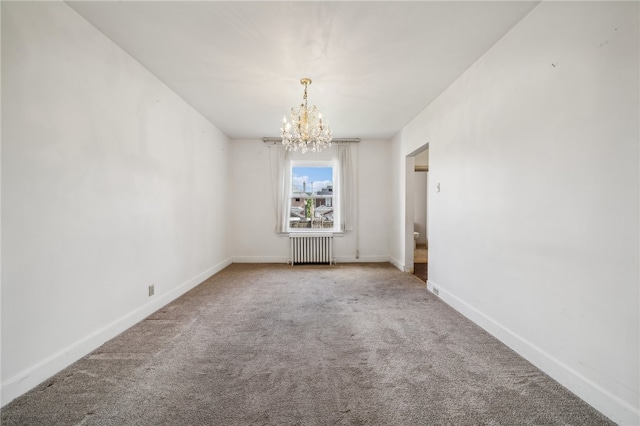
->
[278,231,344,237]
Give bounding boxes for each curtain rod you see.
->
[262,137,360,145]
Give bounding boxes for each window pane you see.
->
[291,167,332,194]
[312,196,334,228]
[289,197,307,228]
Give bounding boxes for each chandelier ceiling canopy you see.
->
[281,78,332,153]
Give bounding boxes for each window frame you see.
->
[288,160,338,233]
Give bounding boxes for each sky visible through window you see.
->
[292,167,332,193]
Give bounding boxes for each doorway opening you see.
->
[405,144,429,282]
[413,149,429,282]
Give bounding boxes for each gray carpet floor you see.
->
[2,263,613,425]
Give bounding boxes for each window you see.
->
[289,163,336,231]
[271,143,352,234]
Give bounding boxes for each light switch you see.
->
[436,182,441,193]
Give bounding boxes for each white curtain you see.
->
[270,145,291,234]
[334,143,355,232]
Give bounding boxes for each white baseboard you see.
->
[232,256,289,263]
[389,257,404,272]
[426,279,640,426]
[334,255,389,263]
[1,257,233,407]
[233,256,390,264]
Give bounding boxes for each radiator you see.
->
[289,234,334,265]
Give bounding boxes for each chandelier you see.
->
[281,78,332,153]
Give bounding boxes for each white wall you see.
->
[230,139,390,263]
[229,140,287,261]
[1,2,231,405]
[356,140,391,261]
[389,132,406,271]
[391,2,639,424]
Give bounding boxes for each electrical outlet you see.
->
[432,287,439,296]
[148,284,155,297]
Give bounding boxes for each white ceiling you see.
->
[67,1,539,140]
